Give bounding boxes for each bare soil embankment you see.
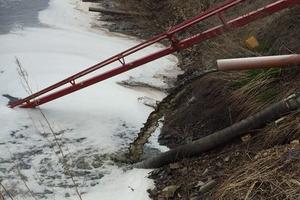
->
[91,0,300,199]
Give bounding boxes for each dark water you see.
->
[0,0,49,34]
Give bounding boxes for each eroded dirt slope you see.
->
[95,0,300,199]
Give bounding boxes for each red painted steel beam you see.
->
[217,54,300,71]
[10,0,300,108]
[21,48,175,108]
[168,0,246,33]
[177,0,300,49]
[8,34,166,108]
[9,0,244,108]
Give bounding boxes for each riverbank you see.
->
[91,0,300,199]
[0,0,182,199]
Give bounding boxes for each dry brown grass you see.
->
[261,112,300,147]
[230,70,279,117]
[216,145,300,200]
[116,1,300,199]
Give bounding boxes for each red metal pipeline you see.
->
[217,54,300,71]
[168,0,246,33]
[177,0,300,49]
[8,33,166,108]
[9,0,244,108]
[9,0,300,108]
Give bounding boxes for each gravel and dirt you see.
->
[91,0,300,199]
[2,0,299,199]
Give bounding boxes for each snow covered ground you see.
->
[0,0,180,199]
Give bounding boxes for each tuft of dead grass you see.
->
[230,68,281,117]
[261,112,300,148]
[215,144,300,200]
[230,66,300,124]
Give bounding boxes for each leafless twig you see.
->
[15,57,83,200]
[0,182,14,200]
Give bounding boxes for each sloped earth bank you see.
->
[99,0,300,199]
[0,0,183,199]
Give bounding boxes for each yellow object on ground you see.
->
[245,36,259,49]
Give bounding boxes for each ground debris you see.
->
[160,185,180,199]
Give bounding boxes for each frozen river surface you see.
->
[0,0,180,199]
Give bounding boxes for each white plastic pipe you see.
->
[217,54,300,71]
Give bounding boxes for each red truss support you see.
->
[8,0,300,108]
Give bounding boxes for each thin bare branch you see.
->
[0,182,14,200]
[15,57,83,200]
